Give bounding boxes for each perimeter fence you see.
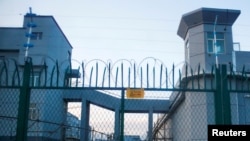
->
[1,57,250,141]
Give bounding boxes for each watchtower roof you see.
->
[177,7,241,39]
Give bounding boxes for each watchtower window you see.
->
[30,72,40,86]
[207,32,225,54]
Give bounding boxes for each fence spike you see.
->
[56,60,59,87]
[166,67,168,88]
[179,69,181,88]
[198,64,200,89]
[121,62,124,88]
[134,63,136,88]
[12,59,20,86]
[89,66,93,87]
[147,63,149,88]
[153,66,155,88]
[160,64,163,89]
[96,62,98,87]
[82,62,85,87]
[115,67,119,88]
[141,67,143,88]
[185,63,188,87]
[102,67,106,88]
[128,67,130,88]
[50,66,55,87]
[172,63,175,89]
[0,60,8,86]
[211,65,214,89]
[69,59,72,87]
[109,62,111,88]
[203,69,206,89]
[75,66,80,87]
[191,68,194,89]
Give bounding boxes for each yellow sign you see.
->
[126,88,144,98]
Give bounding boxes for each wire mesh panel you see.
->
[65,102,81,140]
[0,88,20,141]
[153,92,215,141]
[3,57,250,141]
[123,113,149,140]
[89,104,115,141]
[28,88,67,140]
[28,89,119,141]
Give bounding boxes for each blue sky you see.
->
[1,0,250,70]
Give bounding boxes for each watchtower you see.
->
[177,7,241,71]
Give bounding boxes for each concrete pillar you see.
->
[80,98,90,141]
[114,107,120,140]
[148,107,153,141]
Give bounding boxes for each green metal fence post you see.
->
[16,60,31,141]
[221,64,231,124]
[215,65,223,124]
[214,64,231,124]
[120,89,125,141]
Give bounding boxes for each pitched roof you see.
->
[25,13,73,49]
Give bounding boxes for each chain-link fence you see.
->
[0,88,112,141]
[0,87,170,141]
[0,88,19,141]
[1,57,250,141]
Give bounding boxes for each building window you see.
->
[31,32,43,40]
[207,32,225,54]
[30,73,40,86]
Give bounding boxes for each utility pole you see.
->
[16,7,36,141]
[214,15,219,69]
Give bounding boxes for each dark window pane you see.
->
[31,32,43,40]
[216,40,225,53]
[207,40,214,53]
[216,33,224,39]
[207,32,214,39]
